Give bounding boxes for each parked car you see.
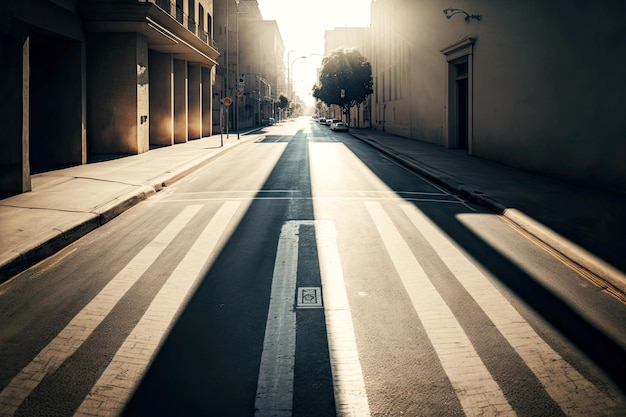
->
[329,119,343,129]
[318,117,327,124]
[331,122,349,132]
[268,117,275,125]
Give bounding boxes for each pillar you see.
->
[0,34,30,196]
[86,32,149,155]
[202,67,214,137]
[173,59,188,143]
[149,50,174,146]
[188,63,202,140]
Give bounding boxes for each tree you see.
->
[313,48,373,124]
[276,94,290,120]
[278,94,290,110]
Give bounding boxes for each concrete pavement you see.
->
[0,130,264,283]
[348,128,626,302]
[0,123,625,305]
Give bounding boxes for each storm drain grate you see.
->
[296,287,323,309]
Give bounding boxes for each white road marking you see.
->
[255,220,370,417]
[315,221,371,417]
[0,205,203,416]
[401,204,622,416]
[254,220,302,417]
[75,201,241,417]
[365,201,516,416]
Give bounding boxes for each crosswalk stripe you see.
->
[254,221,305,417]
[74,201,241,416]
[365,201,516,416]
[316,221,371,417]
[400,203,620,416]
[0,205,203,416]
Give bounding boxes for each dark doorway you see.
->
[29,33,83,173]
[455,63,469,149]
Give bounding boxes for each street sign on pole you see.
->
[223,97,232,106]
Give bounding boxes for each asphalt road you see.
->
[0,118,624,416]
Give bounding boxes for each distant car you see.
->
[318,117,327,124]
[329,119,342,128]
[331,122,349,132]
[268,117,275,125]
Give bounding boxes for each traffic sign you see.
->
[223,97,232,106]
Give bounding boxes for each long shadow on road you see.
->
[122,131,337,416]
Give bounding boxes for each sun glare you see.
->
[258,0,371,107]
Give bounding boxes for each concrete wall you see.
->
[0,0,86,195]
[149,50,174,146]
[174,59,188,143]
[202,67,214,137]
[86,32,149,155]
[371,0,626,191]
[0,34,30,195]
[188,63,202,139]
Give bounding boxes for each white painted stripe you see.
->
[365,201,516,417]
[315,221,371,417]
[74,201,240,417]
[400,204,621,416]
[0,205,202,416]
[254,220,305,417]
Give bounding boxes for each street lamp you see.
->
[289,55,307,103]
[236,0,240,139]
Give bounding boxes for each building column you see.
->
[173,59,188,143]
[86,32,149,155]
[0,34,30,195]
[149,51,174,146]
[188,63,202,140]
[202,67,214,137]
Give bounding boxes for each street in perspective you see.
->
[0,118,624,416]
[1,1,625,416]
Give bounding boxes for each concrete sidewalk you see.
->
[0,130,264,283]
[348,128,626,300]
[0,125,625,302]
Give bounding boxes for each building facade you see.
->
[212,0,285,132]
[370,0,626,192]
[1,0,219,197]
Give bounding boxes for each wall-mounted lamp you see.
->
[443,7,482,23]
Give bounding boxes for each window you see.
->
[188,0,195,32]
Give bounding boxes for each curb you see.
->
[350,133,626,301]
[0,133,262,284]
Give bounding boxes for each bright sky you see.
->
[257,0,371,107]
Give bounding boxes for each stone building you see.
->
[212,0,285,131]
[0,0,219,197]
[370,0,626,191]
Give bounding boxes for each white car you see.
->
[328,119,341,128]
[331,122,349,132]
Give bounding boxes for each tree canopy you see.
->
[277,94,289,109]
[313,48,373,119]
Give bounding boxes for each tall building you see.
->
[0,0,219,197]
[212,0,285,130]
[370,0,626,191]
